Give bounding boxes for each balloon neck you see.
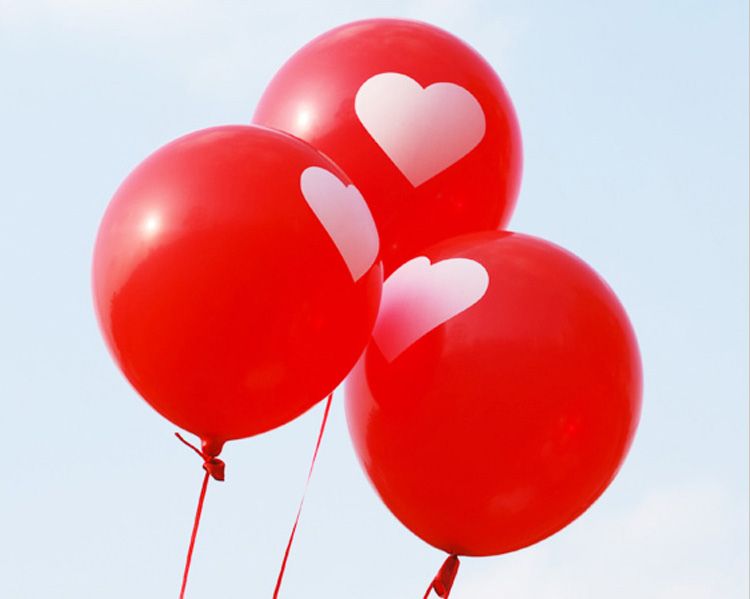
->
[201,437,225,460]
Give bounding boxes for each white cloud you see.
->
[0,0,184,30]
[454,482,748,599]
[0,0,523,103]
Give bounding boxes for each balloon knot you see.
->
[175,432,226,482]
[425,555,460,598]
[202,457,225,481]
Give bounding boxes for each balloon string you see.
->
[179,470,210,599]
[272,393,333,599]
[423,555,460,599]
[175,433,226,599]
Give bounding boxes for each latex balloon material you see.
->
[345,231,642,556]
[253,18,522,273]
[93,125,382,447]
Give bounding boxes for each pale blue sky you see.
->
[0,1,747,598]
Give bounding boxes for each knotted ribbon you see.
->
[423,554,460,598]
[175,433,226,599]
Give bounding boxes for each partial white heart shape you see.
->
[372,256,489,362]
[354,72,486,187]
[300,166,379,282]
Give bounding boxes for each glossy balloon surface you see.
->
[254,18,522,273]
[345,231,641,556]
[93,125,382,446]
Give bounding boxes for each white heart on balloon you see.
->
[354,72,486,187]
[300,166,379,282]
[372,256,489,362]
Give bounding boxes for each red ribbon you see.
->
[424,555,461,599]
[272,393,333,598]
[173,393,332,599]
[175,433,226,599]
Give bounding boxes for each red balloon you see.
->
[345,231,641,556]
[93,125,382,450]
[253,18,522,274]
